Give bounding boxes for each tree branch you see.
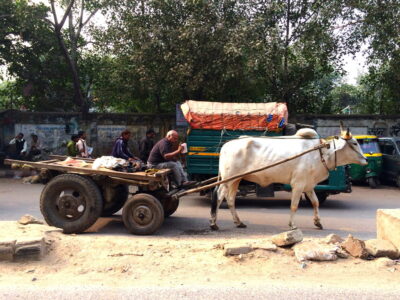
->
[58,0,75,29]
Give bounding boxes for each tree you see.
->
[0,0,75,111]
[48,0,101,113]
[350,0,400,114]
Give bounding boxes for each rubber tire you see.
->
[122,193,164,235]
[164,199,179,217]
[40,174,103,234]
[396,175,400,188]
[304,192,328,206]
[101,184,129,217]
[367,177,378,189]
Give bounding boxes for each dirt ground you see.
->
[0,221,399,293]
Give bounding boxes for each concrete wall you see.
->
[293,114,400,138]
[1,110,399,157]
[0,110,177,156]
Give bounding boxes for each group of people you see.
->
[66,131,91,158]
[9,128,194,188]
[110,128,195,188]
[8,133,42,160]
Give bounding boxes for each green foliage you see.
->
[92,0,351,113]
[0,0,76,111]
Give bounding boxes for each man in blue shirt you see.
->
[111,130,140,162]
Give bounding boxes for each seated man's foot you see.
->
[181,181,196,187]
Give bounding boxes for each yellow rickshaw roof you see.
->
[353,135,378,139]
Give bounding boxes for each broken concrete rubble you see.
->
[341,235,369,259]
[377,209,400,250]
[325,234,344,244]
[223,243,253,256]
[0,237,46,261]
[271,229,303,247]
[18,215,44,225]
[293,241,339,262]
[365,239,399,259]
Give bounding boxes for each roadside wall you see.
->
[294,114,400,137]
[0,110,176,157]
[1,110,399,157]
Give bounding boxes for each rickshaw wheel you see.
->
[367,177,378,189]
[396,175,400,188]
[122,193,164,235]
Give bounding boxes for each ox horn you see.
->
[342,127,352,140]
[339,121,344,133]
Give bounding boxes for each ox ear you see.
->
[332,137,347,151]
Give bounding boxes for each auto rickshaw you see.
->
[349,135,383,188]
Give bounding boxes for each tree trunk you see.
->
[284,0,292,113]
[54,28,87,114]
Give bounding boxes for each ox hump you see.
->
[294,128,319,139]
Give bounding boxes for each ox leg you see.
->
[288,188,303,230]
[305,190,323,230]
[226,180,246,228]
[210,186,226,230]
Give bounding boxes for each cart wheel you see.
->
[367,177,378,189]
[122,193,164,235]
[102,184,129,216]
[164,198,179,217]
[40,174,103,234]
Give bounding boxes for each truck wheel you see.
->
[122,193,164,235]
[40,174,103,234]
[367,177,378,189]
[304,192,328,206]
[396,175,400,188]
[102,184,129,216]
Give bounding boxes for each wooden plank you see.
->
[49,155,95,162]
[4,158,168,182]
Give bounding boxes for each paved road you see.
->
[1,177,398,239]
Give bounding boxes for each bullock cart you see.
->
[4,157,175,235]
[5,142,329,235]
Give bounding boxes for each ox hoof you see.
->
[210,224,219,231]
[314,220,323,230]
[236,223,247,228]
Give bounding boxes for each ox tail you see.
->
[210,185,220,216]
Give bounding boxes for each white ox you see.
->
[210,126,367,230]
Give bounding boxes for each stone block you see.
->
[14,237,45,260]
[223,243,253,256]
[271,229,303,247]
[365,239,399,259]
[377,209,400,251]
[18,214,44,225]
[0,240,16,261]
[341,235,369,259]
[325,234,344,244]
[293,241,338,262]
[252,240,277,252]
[375,257,396,268]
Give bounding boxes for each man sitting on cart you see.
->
[112,130,143,170]
[147,130,195,188]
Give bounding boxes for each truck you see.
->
[182,100,351,204]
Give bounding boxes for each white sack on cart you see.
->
[92,156,128,170]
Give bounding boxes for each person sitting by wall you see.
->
[139,128,156,163]
[8,133,27,159]
[111,130,140,161]
[28,134,42,160]
[76,130,92,158]
[67,135,79,157]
